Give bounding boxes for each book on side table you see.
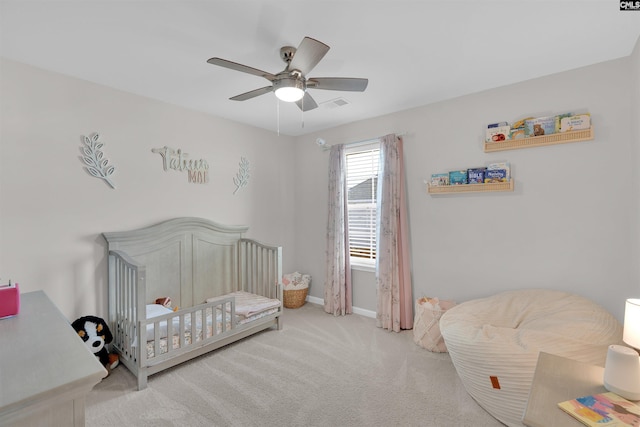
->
[558,392,640,426]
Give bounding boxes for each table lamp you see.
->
[604,298,640,401]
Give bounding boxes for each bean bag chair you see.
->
[440,289,622,427]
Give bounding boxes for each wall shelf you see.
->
[483,127,594,152]
[427,180,514,195]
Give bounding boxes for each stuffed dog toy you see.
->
[71,315,119,371]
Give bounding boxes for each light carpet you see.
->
[86,303,502,426]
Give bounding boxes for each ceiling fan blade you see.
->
[230,86,273,101]
[207,58,276,81]
[307,77,369,92]
[295,92,318,112]
[288,37,330,76]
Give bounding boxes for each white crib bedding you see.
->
[144,292,280,358]
[144,304,227,342]
[206,291,282,318]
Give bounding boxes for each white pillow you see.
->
[146,303,173,319]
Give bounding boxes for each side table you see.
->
[523,351,607,427]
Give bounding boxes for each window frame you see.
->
[344,140,380,272]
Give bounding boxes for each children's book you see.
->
[484,169,507,183]
[557,392,640,426]
[449,170,468,185]
[467,167,486,184]
[430,173,449,186]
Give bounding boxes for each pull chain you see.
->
[277,98,280,136]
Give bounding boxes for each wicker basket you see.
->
[283,287,308,309]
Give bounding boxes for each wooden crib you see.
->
[102,217,283,390]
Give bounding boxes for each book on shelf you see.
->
[525,116,557,137]
[487,162,510,181]
[449,170,468,185]
[430,173,449,186]
[486,125,511,143]
[487,121,508,128]
[559,113,591,132]
[467,167,487,184]
[557,392,640,427]
[484,169,508,183]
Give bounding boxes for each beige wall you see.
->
[0,58,296,320]
[2,35,639,323]
[633,36,640,286]
[294,43,640,322]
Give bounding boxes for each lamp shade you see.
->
[273,77,305,102]
[624,299,640,349]
[275,87,304,102]
[604,344,640,401]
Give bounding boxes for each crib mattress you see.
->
[144,291,280,358]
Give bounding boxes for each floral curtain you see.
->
[376,134,413,331]
[324,144,352,315]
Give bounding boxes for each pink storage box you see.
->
[0,282,20,318]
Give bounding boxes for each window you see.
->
[345,142,380,266]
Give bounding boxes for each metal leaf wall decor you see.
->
[233,157,250,195]
[81,133,116,189]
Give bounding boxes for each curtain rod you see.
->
[318,131,407,150]
[346,131,407,147]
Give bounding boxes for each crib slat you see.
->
[191,310,197,344]
[154,319,161,356]
[179,315,186,347]
[167,313,174,353]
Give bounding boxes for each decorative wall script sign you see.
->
[233,157,250,195]
[81,133,116,189]
[151,146,209,184]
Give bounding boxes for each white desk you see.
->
[0,291,107,426]
[523,352,607,427]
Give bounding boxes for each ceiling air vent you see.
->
[321,97,351,109]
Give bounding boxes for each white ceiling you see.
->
[1,1,639,137]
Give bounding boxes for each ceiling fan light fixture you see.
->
[207,37,368,112]
[274,77,305,102]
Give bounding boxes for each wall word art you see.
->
[81,133,116,189]
[233,157,251,195]
[151,146,209,184]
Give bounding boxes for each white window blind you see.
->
[346,144,380,262]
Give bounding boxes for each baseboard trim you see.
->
[307,295,323,306]
[352,306,376,319]
[306,296,376,319]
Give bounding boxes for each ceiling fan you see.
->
[207,37,368,112]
